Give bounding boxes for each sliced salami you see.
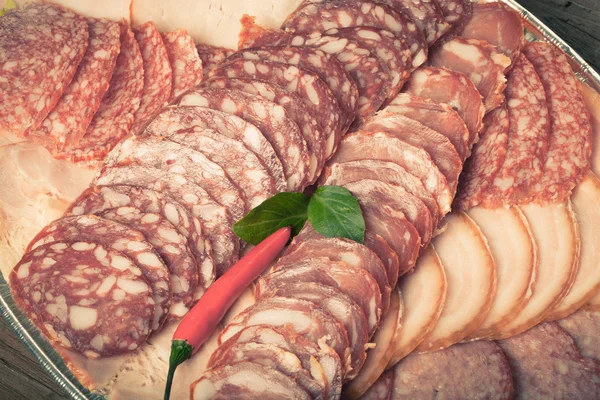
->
[382,0,449,44]
[229,45,358,135]
[557,310,600,363]
[0,3,89,137]
[144,106,286,192]
[29,18,120,151]
[524,42,593,204]
[131,21,173,134]
[176,88,310,191]
[364,231,401,289]
[26,215,170,331]
[386,93,470,161]
[403,66,485,148]
[60,21,144,165]
[436,0,472,28]
[429,37,511,112]
[98,207,199,320]
[360,367,393,400]
[161,29,203,99]
[10,241,154,358]
[94,165,238,274]
[195,43,234,76]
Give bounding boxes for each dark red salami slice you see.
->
[131,21,173,135]
[205,77,326,183]
[454,104,510,211]
[360,367,393,400]
[59,21,144,165]
[26,215,170,330]
[29,18,120,151]
[229,45,358,135]
[195,43,234,76]
[497,322,600,399]
[436,0,472,28]
[403,66,485,148]
[161,29,203,99]
[0,3,88,137]
[104,135,247,221]
[94,165,238,275]
[524,42,593,204]
[386,93,470,161]
[382,0,449,44]
[10,241,154,358]
[459,1,524,70]
[98,207,199,320]
[144,106,286,192]
[429,37,511,112]
[176,88,310,191]
[391,341,514,399]
[557,310,600,363]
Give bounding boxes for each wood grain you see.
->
[0,2,599,399]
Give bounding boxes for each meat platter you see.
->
[1,0,600,399]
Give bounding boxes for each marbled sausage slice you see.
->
[161,29,203,99]
[195,43,233,76]
[382,0,449,44]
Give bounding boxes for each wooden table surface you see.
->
[1,1,599,399]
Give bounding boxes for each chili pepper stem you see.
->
[164,339,193,400]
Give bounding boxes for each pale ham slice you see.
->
[416,212,496,353]
[546,173,600,320]
[579,82,600,183]
[464,207,537,340]
[387,245,446,366]
[490,202,580,339]
[343,288,403,400]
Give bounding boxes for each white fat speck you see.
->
[117,278,149,294]
[137,252,162,267]
[72,242,94,251]
[17,261,32,278]
[96,275,117,296]
[69,306,97,330]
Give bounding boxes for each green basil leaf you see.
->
[233,192,310,245]
[307,185,365,243]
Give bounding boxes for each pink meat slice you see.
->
[195,43,234,76]
[382,0,449,44]
[161,29,203,99]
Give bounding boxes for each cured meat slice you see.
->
[429,37,511,112]
[359,368,393,400]
[281,1,428,68]
[218,297,351,374]
[283,236,391,314]
[436,0,472,28]
[60,22,144,165]
[176,88,310,191]
[29,18,120,151]
[386,93,470,161]
[144,106,286,191]
[98,207,199,319]
[26,215,170,330]
[364,232,400,293]
[363,112,463,194]
[329,131,453,217]
[131,21,172,134]
[580,82,600,177]
[190,361,310,400]
[215,325,342,399]
[256,282,368,382]
[229,45,358,136]
[392,341,514,399]
[387,245,446,366]
[459,1,524,69]
[557,310,600,362]
[206,77,325,183]
[524,42,593,203]
[195,43,234,75]
[497,322,600,399]
[0,3,89,136]
[150,125,276,208]
[104,135,247,221]
[403,66,485,147]
[546,173,600,320]
[161,29,203,99]
[383,0,448,44]
[454,104,510,210]
[94,166,238,274]
[66,185,213,287]
[492,202,579,339]
[259,257,382,336]
[10,241,154,358]
[418,212,495,352]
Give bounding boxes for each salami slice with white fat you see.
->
[26,215,170,331]
[98,207,199,320]
[557,310,600,363]
[10,241,154,358]
[524,42,593,204]
[29,18,120,151]
[144,106,286,192]
[60,21,144,165]
[382,0,449,44]
[0,3,89,137]
[131,21,173,134]
[176,88,310,191]
[436,0,472,28]
[161,29,203,99]
[195,43,234,76]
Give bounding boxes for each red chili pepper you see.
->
[163,226,291,400]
